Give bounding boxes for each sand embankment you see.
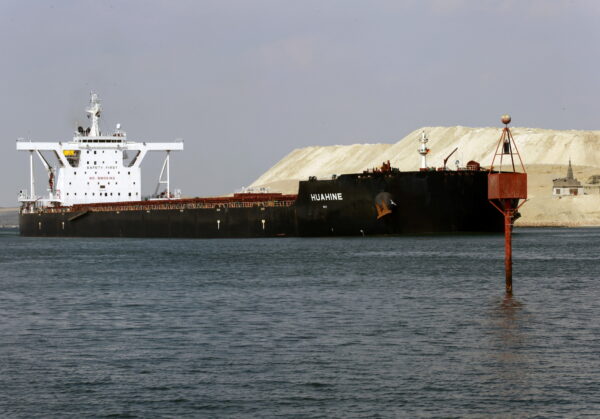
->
[250,126,600,227]
[520,165,600,226]
[0,207,19,228]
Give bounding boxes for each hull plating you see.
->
[20,171,504,238]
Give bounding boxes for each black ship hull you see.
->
[19,206,297,238]
[296,170,503,236]
[19,170,504,238]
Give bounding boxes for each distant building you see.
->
[584,175,600,195]
[553,160,584,196]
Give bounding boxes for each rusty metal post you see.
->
[488,114,526,295]
[504,201,513,294]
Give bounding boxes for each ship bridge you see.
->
[16,93,183,208]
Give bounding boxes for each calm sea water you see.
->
[1,228,599,418]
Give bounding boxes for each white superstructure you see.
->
[17,93,183,207]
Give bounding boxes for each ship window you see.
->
[85,193,87,196]
[74,193,77,196]
[66,192,69,195]
[94,161,96,165]
[86,150,89,154]
[92,193,95,196]
[128,193,131,196]
[110,193,113,196]
[128,171,130,175]
[118,193,121,196]
[94,151,96,154]
[105,193,108,196]
[100,185,105,189]
[69,182,71,185]
[74,171,77,175]
[136,192,138,195]
[102,151,104,154]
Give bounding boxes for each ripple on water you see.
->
[0,228,599,417]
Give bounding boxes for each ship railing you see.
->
[57,198,295,213]
[17,190,39,202]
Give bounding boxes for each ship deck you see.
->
[29,193,298,214]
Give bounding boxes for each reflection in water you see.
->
[487,294,534,390]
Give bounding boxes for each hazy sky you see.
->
[1,0,599,206]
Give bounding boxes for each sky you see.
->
[1,0,599,206]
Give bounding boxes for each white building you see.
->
[552,160,584,196]
[17,93,183,208]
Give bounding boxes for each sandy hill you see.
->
[0,207,19,228]
[250,126,600,226]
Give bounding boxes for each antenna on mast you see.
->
[86,92,102,136]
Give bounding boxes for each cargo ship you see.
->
[17,94,504,237]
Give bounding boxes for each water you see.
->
[1,228,599,418]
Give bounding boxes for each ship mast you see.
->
[418,131,430,170]
[86,93,102,136]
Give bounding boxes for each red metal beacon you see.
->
[488,114,527,294]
